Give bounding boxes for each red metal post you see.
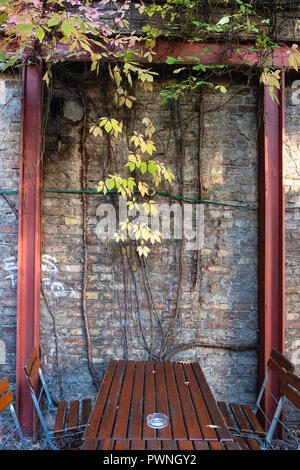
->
[16,65,42,437]
[258,72,285,428]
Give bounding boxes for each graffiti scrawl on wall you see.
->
[3,254,69,298]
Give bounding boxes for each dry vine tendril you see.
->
[1,0,299,365]
[1,1,300,257]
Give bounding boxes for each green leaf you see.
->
[16,24,35,32]
[166,56,177,65]
[140,162,147,174]
[104,120,113,133]
[48,18,60,27]
[61,21,75,38]
[186,56,200,61]
[0,11,8,26]
[147,161,157,175]
[173,68,186,74]
[36,26,45,42]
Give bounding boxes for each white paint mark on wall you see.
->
[42,255,58,273]
[291,339,300,367]
[3,254,72,298]
[0,340,6,364]
[3,256,17,288]
[0,80,6,106]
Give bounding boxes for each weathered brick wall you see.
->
[0,72,21,428]
[284,83,300,425]
[40,67,259,407]
[2,67,300,432]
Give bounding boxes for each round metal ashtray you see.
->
[146,413,169,429]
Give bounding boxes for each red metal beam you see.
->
[16,65,42,437]
[0,37,293,67]
[258,72,286,429]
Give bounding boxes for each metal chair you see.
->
[0,378,28,450]
[265,368,300,449]
[23,347,93,450]
[218,349,296,449]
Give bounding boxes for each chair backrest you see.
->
[280,371,300,410]
[255,348,294,411]
[260,349,299,445]
[23,347,41,390]
[267,348,295,378]
[23,347,55,415]
[0,378,13,414]
[0,378,28,450]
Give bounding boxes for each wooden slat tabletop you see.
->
[83,360,233,444]
[82,439,242,451]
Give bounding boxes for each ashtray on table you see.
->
[146,413,169,429]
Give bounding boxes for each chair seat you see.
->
[53,398,92,436]
[218,401,266,438]
[233,436,263,450]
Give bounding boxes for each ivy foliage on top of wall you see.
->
[0,0,300,256]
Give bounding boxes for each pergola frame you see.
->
[15,41,289,435]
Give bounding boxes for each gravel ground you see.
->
[1,436,299,451]
[0,425,82,450]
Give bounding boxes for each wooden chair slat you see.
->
[225,441,242,450]
[0,378,9,396]
[246,438,262,450]
[23,347,39,375]
[241,405,265,437]
[217,401,237,431]
[280,382,300,409]
[26,358,40,390]
[270,349,295,372]
[54,402,67,435]
[233,436,249,450]
[229,403,252,434]
[286,371,300,393]
[267,358,290,384]
[67,400,79,431]
[24,348,41,389]
[81,398,92,427]
[0,389,13,413]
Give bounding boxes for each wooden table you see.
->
[82,360,239,450]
